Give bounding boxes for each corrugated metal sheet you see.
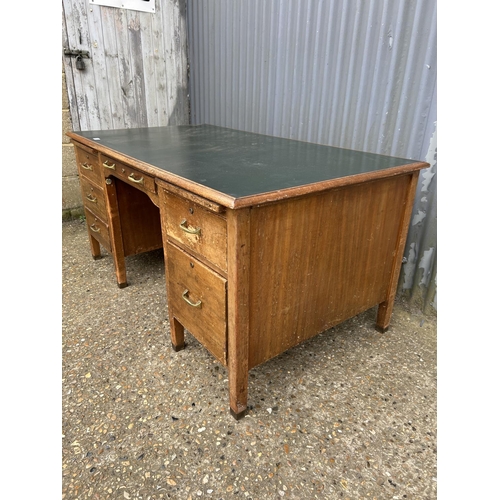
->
[186,0,437,311]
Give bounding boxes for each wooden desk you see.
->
[68,125,428,419]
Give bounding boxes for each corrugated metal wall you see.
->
[186,0,437,312]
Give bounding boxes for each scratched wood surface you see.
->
[62,0,189,132]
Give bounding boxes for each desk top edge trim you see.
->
[230,161,428,208]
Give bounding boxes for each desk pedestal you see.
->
[158,172,418,419]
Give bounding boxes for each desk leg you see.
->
[170,316,185,352]
[227,208,251,420]
[88,233,101,259]
[158,188,185,352]
[376,301,393,333]
[105,177,128,288]
[376,172,419,332]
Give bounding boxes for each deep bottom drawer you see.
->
[167,242,227,364]
[84,207,110,251]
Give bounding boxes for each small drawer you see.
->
[167,242,227,364]
[80,177,107,222]
[84,207,110,251]
[101,155,156,195]
[163,191,228,272]
[75,146,102,185]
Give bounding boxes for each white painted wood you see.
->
[62,0,189,132]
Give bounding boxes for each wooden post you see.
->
[226,207,251,419]
[104,177,128,288]
[376,172,420,331]
[157,186,186,351]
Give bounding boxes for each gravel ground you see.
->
[62,219,437,500]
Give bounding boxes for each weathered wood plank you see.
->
[140,7,164,126]
[65,0,103,129]
[85,3,113,129]
[99,6,127,129]
[62,3,80,131]
[161,0,189,125]
[113,7,138,128]
[63,0,189,132]
[127,10,148,127]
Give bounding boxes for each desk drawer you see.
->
[80,177,107,222]
[84,207,110,251]
[163,191,228,272]
[101,155,156,196]
[75,146,102,185]
[167,242,227,364]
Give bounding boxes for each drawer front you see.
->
[163,191,228,272]
[101,154,156,195]
[167,242,227,364]
[75,146,102,185]
[84,207,110,251]
[80,177,107,222]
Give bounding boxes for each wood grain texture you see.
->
[74,142,107,260]
[62,0,189,131]
[247,175,411,368]
[80,177,107,221]
[159,187,185,351]
[114,179,163,258]
[166,242,227,365]
[102,154,157,197]
[227,207,251,418]
[75,146,102,186]
[157,181,226,214]
[162,191,228,273]
[103,177,127,287]
[376,171,420,330]
[83,206,110,252]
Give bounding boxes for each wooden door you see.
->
[62,0,189,132]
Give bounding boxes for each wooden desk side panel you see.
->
[247,174,411,369]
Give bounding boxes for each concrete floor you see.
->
[62,219,437,500]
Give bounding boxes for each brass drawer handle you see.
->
[179,219,201,235]
[103,160,116,170]
[182,289,202,308]
[86,194,97,203]
[128,173,144,185]
[81,162,93,170]
[89,224,100,233]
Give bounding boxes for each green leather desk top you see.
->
[72,125,426,204]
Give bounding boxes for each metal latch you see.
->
[64,48,91,70]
